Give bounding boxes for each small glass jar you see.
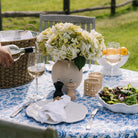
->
[84,72,103,97]
[88,72,103,89]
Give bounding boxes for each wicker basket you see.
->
[0,30,38,88]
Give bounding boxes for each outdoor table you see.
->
[0,65,138,138]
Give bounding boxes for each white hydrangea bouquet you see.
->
[36,23,105,70]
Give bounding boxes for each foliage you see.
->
[1,0,138,71]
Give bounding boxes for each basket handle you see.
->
[24,24,37,32]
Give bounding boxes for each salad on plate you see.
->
[99,84,138,105]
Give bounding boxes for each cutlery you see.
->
[10,101,32,118]
[86,108,98,130]
[10,97,46,118]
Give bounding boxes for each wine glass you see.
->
[27,52,45,101]
[88,60,92,73]
[45,55,55,73]
[104,42,121,76]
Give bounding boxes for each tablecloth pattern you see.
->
[0,65,138,138]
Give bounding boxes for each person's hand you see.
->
[0,46,14,68]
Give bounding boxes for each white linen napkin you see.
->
[0,31,33,42]
[21,31,33,40]
[38,95,71,124]
[119,79,138,88]
[0,33,5,41]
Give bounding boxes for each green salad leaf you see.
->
[99,85,138,105]
[124,95,137,105]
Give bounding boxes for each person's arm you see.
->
[0,44,14,68]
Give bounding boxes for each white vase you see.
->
[51,60,83,92]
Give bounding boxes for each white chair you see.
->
[0,118,57,138]
[39,14,95,32]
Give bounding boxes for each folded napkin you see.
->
[119,79,138,88]
[0,31,33,41]
[21,31,33,40]
[38,95,71,124]
[0,33,5,41]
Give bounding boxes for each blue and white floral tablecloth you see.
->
[0,65,138,138]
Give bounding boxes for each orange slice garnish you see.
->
[103,48,118,55]
[118,47,128,55]
[102,50,106,55]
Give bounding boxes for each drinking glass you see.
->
[104,42,121,76]
[27,52,45,100]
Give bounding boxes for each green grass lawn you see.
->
[1,0,138,71]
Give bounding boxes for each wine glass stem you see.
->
[111,66,113,76]
[88,60,91,73]
[35,77,38,95]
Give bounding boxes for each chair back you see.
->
[39,14,95,32]
[0,118,58,138]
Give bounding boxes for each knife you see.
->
[86,108,98,130]
[10,101,31,118]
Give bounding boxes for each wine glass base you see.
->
[100,67,122,76]
[29,94,45,102]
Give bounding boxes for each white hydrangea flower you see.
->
[36,23,105,67]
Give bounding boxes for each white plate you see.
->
[26,100,88,124]
[96,92,138,114]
